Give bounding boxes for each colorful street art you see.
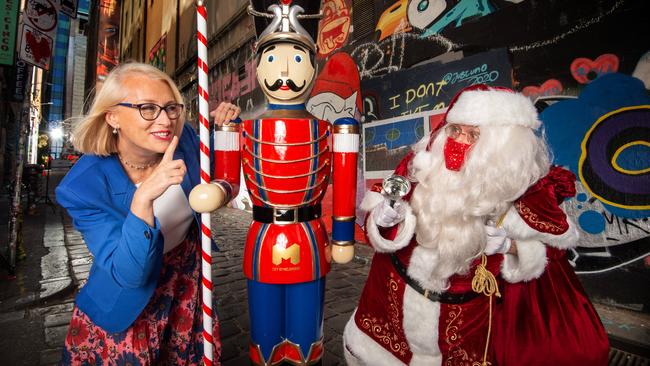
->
[306,52,366,240]
[361,48,512,121]
[208,42,262,117]
[307,52,362,122]
[540,73,650,274]
[376,0,498,40]
[521,79,563,99]
[570,53,619,84]
[317,0,351,58]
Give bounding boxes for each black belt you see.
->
[253,204,321,224]
[390,254,480,304]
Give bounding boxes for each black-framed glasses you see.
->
[116,102,184,121]
[445,124,480,144]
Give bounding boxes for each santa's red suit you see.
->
[349,233,503,365]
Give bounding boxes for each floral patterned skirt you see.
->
[60,230,221,366]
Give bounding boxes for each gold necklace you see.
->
[117,154,159,170]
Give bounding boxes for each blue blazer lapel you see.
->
[103,156,136,209]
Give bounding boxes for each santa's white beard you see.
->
[405,126,551,291]
[409,149,486,289]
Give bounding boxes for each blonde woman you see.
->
[56,62,240,365]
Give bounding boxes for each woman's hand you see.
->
[210,102,241,127]
[131,136,186,226]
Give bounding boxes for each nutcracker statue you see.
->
[189,0,359,364]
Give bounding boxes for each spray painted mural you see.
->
[361,48,512,121]
[539,73,650,275]
[316,0,352,59]
[339,0,650,310]
[208,40,264,119]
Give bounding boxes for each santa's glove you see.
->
[372,199,407,228]
[484,224,512,255]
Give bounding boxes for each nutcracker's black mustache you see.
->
[264,79,305,92]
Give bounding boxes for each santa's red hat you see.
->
[445,84,540,129]
[427,84,537,150]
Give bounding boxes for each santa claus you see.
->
[342,84,607,366]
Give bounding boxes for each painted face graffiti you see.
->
[317,0,352,57]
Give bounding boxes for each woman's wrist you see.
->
[131,190,155,227]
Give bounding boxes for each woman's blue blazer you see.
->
[56,123,205,333]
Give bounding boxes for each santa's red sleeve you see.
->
[360,151,418,253]
[500,166,580,283]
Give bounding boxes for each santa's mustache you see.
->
[264,78,305,92]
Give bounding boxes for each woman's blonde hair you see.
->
[72,62,186,156]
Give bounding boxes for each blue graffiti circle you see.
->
[576,193,588,202]
[579,106,650,210]
[417,0,429,12]
[578,210,606,234]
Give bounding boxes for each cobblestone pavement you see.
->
[37,206,372,365]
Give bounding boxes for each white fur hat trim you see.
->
[446,89,541,129]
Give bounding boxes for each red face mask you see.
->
[443,137,473,171]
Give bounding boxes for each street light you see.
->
[50,127,64,141]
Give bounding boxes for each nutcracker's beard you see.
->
[407,125,551,286]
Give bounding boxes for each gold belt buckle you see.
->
[273,208,298,224]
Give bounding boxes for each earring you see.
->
[112,127,118,134]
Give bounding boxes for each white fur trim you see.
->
[406,246,448,293]
[366,207,416,253]
[360,191,385,212]
[501,239,548,283]
[343,310,407,366]
[446,90,541,129]
[501,205,579,249]
[334,133,360,153]
[214,130,239,151]
[402,286,443,366]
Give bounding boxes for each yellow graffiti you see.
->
[611,140,650,175]
[376,0,411,41]
[388,80,447,114]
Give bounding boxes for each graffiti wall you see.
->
[207,40,264,119]
[320,0,648,308]
[361,48,512,121]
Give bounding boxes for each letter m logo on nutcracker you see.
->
[272,243,300,265]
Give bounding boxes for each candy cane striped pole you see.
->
[196,2,213,365]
